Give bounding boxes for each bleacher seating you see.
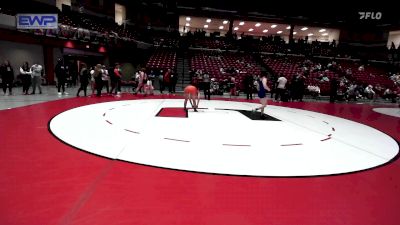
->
[262,54,395,95]
[336,60,393,87]
[190,50,261,90]
[190,38,235,50]
[146,49,176,70]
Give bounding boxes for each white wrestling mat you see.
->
[49,99,399,177]
[373,107,400,118]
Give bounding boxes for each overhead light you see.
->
[248,28,254,31]
[322,33,328,36]
[206,19,211,23]
[263,29,268,33]
[239,21,245,26]
[219,26,224,29]
[293,32,297,35]
[186,17,191,21]
[255,23,261,27]
[223,20,228,24]
[185,23,190,27]
[286,26,291,29]
[301,27,308,31]
[204,24,208,28]
[277,31,282,34]
[308,33,313,36]
[271,24,277,28]
[319,29,326,32]
[234,27,239,31]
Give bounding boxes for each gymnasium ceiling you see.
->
[134,0,398,29]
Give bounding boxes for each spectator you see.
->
[202,71,210,100]
[346,83,358,101]
[1,60,14,95]
[55,58,68,95]
[307,84,320,99]
[244,74,254,100]
[274,74,287,101]
[158,69,164,93]
[110,63,122,95]
[364,85,375,100]
[292,73,305,101]
[92,64,104,97]
[329,77,338,103]
[76,63,90,97]
[170,69,178,94]
[163,69,171,94]
[189,69,195,81]
[382,88,397,103]
[19,62,31,95]
[89,66,96,95]
[102,65,110,94]
[229,76,237,97]
[30,63,43,95]
[319,73,330,82]
[346,68,352,76]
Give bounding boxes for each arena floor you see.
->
[0,87,399,225]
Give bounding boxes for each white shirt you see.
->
[20,67,32,75]
[308,85,320,93]
[102,69,109,81]
[277,77,287,89]
[365,86,375,94]
[31,64,42,77]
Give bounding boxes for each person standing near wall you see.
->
[330,77,338,103]
[55,58,68,95]
[244,74,254,100]
[202,71,211,100]
[30,63,43,94]
[89,66,96,95]
[76,63,90,97]
[1,60,14,95]
[158,69,164,94]
[110,63,122,95]
[274,74,287,102]
[171,69,178,94]
[19,62,32,95]
[93,64,104,97]
[163,69,171,94]
[102,65,110,94]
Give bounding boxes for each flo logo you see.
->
[359,12,382,20]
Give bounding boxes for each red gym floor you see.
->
[0,95,399,225]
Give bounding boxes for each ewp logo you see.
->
[17,14,58,29]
